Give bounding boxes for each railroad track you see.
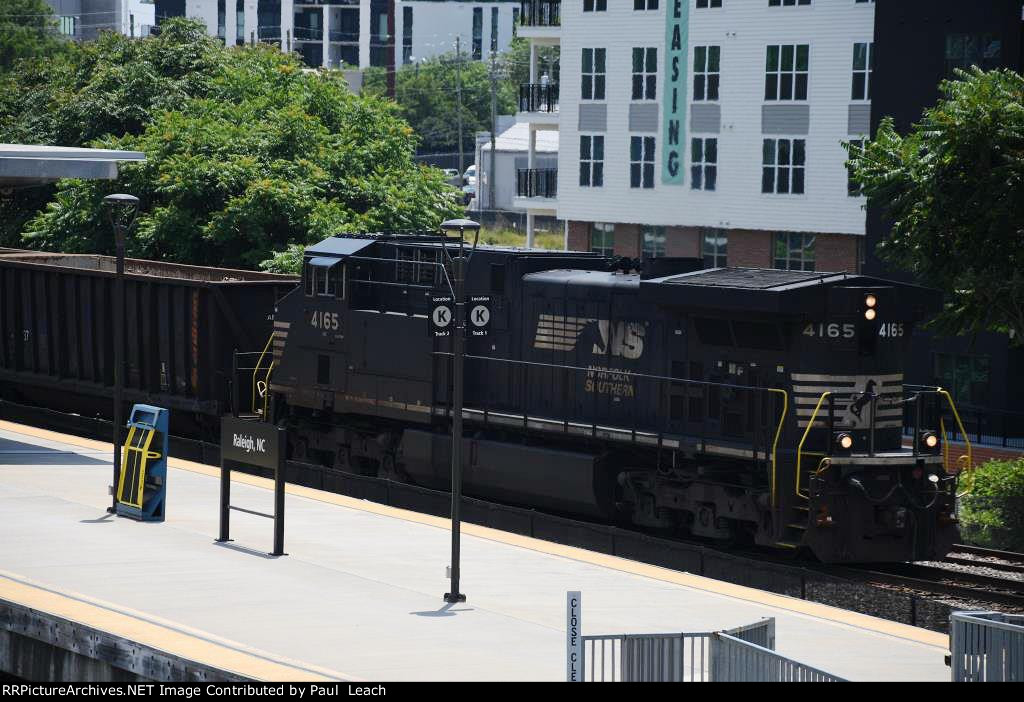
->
[944,544,1024,575]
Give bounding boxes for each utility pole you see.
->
[456,36,464,180]
[488,51,498,212]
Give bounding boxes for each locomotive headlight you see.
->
[928,473,940,484]
[919,430,940,453]
[864,308,877,321]
[865,294,877,309]
[836,432,854,451]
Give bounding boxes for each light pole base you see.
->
[444,592,467,604]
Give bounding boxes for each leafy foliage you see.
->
[959,458,1024,551]
[848,68,1024,342]
[0,0,69,72]
[362,50,518,155]
[0,19,461,268]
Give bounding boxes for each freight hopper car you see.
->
[268,233,973,564]
[0,251,297,436]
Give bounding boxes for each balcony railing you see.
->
[329,30,359,43]
[293,27,323,41]
[520,0,561,28]
[519,83,559,113]
[517,168,558,199]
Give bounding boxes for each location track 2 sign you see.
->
[430,295,454,338]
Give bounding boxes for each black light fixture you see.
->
[102,193,139,513]
[439,217,481,605]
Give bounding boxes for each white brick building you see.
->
[154,0,519,70]
[516,0,875,273]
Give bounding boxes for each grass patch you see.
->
[478,228,565,250]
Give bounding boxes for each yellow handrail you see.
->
[251,333,274,415]
[936,388,974,497]
[766,388,789,508]
[261,361,275,419]
[795,391,831,499]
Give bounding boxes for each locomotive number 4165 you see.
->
[802,322,905,339]
[310,310,340,331]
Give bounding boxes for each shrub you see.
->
[958,458,1024,551]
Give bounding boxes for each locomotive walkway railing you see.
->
[436,353,790,507]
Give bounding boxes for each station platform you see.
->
[0,420,950,681]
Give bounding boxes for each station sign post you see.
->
[218,416,288,557]
[566,591,583,682]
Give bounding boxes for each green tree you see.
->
[959,458,1024,551]
[848,68,1024,342]
[363,51,517,155]
[3,19,461,268]
[0,0,69,71]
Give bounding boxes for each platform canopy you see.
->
[0,144,146,187]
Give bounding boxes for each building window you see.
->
[580,135,605,187]
[236,0,245,45]
[491,7,498,54]
[630,136,656,189]
[769,0,810,5]
[762,138,805,195]
[691,138,717,191]
[402,7,413,64]
[933,353,991,406]
[765,44,809,100]
[702,229,727,268]
[218,0,226,39]
[472,7,483,60]
[634,0,659,9]
[773,232,815,271]
[632,47,657,101]
[696,0,722,7]
[512,7,519,35]
[591,223,615,256]
[584,0,608,10]
[581,48,606,100]
[642,226,666,259]
[945,34,1002,76]
[852,42,873,100]
[693,46,720,101]
[59,16,76,36]
[847,139,864,196]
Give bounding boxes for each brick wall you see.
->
[726,229,773,268]
[666,226,701,258]
[567,220,590,252]
[815,232,861,273]
[613,224,641,257]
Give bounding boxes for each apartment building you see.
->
[45,0,156,40]
[153,0,518,70]
[515,0,877,273]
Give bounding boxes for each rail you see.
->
[519,0,561,27]
[937,388,974,496]
[581,633,711,682]
[519,83,559,113]
[251,333,274,418]
[710,633,845,682]
[516,168,558,199]
[950,611,1024,682]
[438,354,789,501]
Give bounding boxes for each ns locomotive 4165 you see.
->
[263,232,973,564]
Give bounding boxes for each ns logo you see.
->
[533,314,646,360]
[593,320,645,360]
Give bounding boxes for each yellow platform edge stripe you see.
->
[0,570,354,682]
[0,419,949,650]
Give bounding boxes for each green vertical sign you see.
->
[662,0,689,185]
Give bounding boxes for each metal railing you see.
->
[519,83,559,113]
[516,168,558,198]
[950,611,1024,682]
[908,404,1024,450]
[582,633,711,682]
[710,633,845,682]
[520,0,561,27]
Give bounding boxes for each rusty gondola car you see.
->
[0,251,297,435]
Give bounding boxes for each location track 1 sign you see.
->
[469,296,492,337]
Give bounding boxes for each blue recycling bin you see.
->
[115,404,169,522]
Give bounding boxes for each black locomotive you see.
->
[265,232,971,564]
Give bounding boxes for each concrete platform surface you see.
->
[0,421,950,681]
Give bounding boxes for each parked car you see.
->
[441,168,461,187]
[461,182,476,206]
[463,164,477,187]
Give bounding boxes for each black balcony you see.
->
[519,83,559,113]
[293,26,323,41]
[517,169,558,199]
[520,0,561,28]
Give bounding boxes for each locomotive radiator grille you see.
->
[791,373,903,429]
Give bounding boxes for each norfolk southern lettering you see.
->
[233,432,267,455]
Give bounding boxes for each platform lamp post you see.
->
[103,193,139,513]
[440,218,481,604]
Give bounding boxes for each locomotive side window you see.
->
[305,258,343,298]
